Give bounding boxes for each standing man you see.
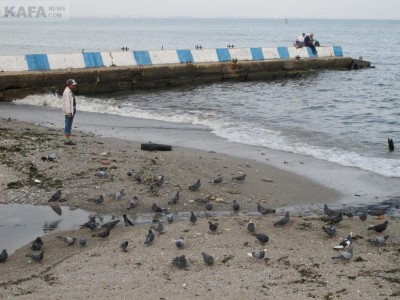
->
[62,79,77,145]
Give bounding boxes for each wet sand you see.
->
[0,117,399,299]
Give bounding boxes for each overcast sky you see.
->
[70,0,399,19]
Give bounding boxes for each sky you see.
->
[69,0,400,19]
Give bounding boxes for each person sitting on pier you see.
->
[294,33,305,48]
[304,33,317,55]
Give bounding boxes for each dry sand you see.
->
[0,117,399,299]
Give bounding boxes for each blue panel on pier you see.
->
[216,48,231,62]
[26,54,50,71]
[306,47,319,58]
[133,51,152,65]
[277,47,290,59]
[177,50,194,63]
[333,46,343,57]
[250,48,264,60]
[83,52,104,67]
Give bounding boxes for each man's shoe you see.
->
[64,140,76,145]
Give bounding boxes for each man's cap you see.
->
[66,79,77,85]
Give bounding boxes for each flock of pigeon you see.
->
[0,172,391,269]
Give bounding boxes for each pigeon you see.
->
[114,189,125,200]
[323,204,336,217]
[172,255,187,269]
[0,249,8,263]
[257,203,276,215]
[248,249,267,259]
[127,196,140,210]
[95,229,110,239]
[155,175,165,187]
[368,235,389,247]
[166,214,174,223]
[26,251,44,262]
[123,214,134,227]
[322,224,337,237]
[369,208,386,216]
[326,211,343,224]
[80,218,99,231]
[151,203,167,213]
[121,241,129,252]
[153,221,164,234]
[201,252,214,265]
[232,200,240,212]
[93,195,104,204]
[333,232,353,250]
[102,219,120,230]
[274,211,290,227]
[232,173,246,181]
[190,211,197,224]
[332,247,353,261]
[31,237,44,251]
[255,233,269,244]
[127,170,133,177]
[208,221,219,232]
[168,191,180,205]
[175,236,185,249]
[209,176,223,184]
[144,229,155,245]
[95,170,106,177]
[206,202,213,211]
[79,237,87,247]
[247,220,256,233]
[367,221,389,233]
[48,190,61,202]
[188,179,201,191]
[57,236,76,246]
[343,211,354,219]
[359,212,368,222]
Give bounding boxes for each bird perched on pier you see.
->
[209,221,219,232]
[31,237,44,251]
[127,196,140,210]
[201,252,214,265]
[209,176,223,184]
[332,246,353,261]
[175,236,185,249]
[0,249,8,263]
[232,200,240,212]
[274,211,290,227]
[367,221,389,233]
[172,255,187,269]
[247,220,256,233]
[255,233,269,244]
[188,179,201,191]
[79,237,87,247]
[48,190,61,202]
[168,191,180,205]
[57,236,76,246]
[144,229,155,245]
[102,219,120,230]
[368,235,389,247]
[120,241,129,252]
[323,204,336,217]
[26,251,44,262]
[333,232,353,250]
[206,202,213,211]
[190,211,197,224]
[322,224,337,237]
[257,203,276,215]
[232,174,246,182]
[123,214,134,227]
[248,249,268,259]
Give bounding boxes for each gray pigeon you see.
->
[127,196,140,210]
[175,236,185,249]
[206,202,213,211]
[121,241,129,252]
[209,176,223,184]
[257,203,276,215]
[190,211,197,224]
[144,229,155,245]
[123,214,134,226]
[114,189,125,200]
[95,229,110,239]
[172,255,187,269]
[333,232,353,250]
[26,251,44,262]
[168,191,180,205]
[80,218,99,231]
[255,233,269,244]
[155,175,165,187]
[95,170,106,177]
[57,236,76,246]
[208,221,219,232]
[48,190,61,202]
[0,249,8,263]
[79,237,87,247]
[31,237,44,251]
[151,203,167,213]
[166,214,174,223]
[102,219,120,230]
[152,221,164,234]
[248,249,267,259]
[232,200,240,212]
[274,211,290,227]
[232,173,246,181]
[359,212,368,222]
[93,195,104,204]
[323,204,336,217]
[368,235,389,247]
[247,220,256,233]
[332,247,353,260]
[326,211,343,224]
[322,224,337,237]
[201,252,214,265]
[188,179,201,191]
[367,221,389,233]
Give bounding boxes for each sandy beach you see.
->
[0,116,399,299]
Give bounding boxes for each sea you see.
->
[1,18,400,178]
